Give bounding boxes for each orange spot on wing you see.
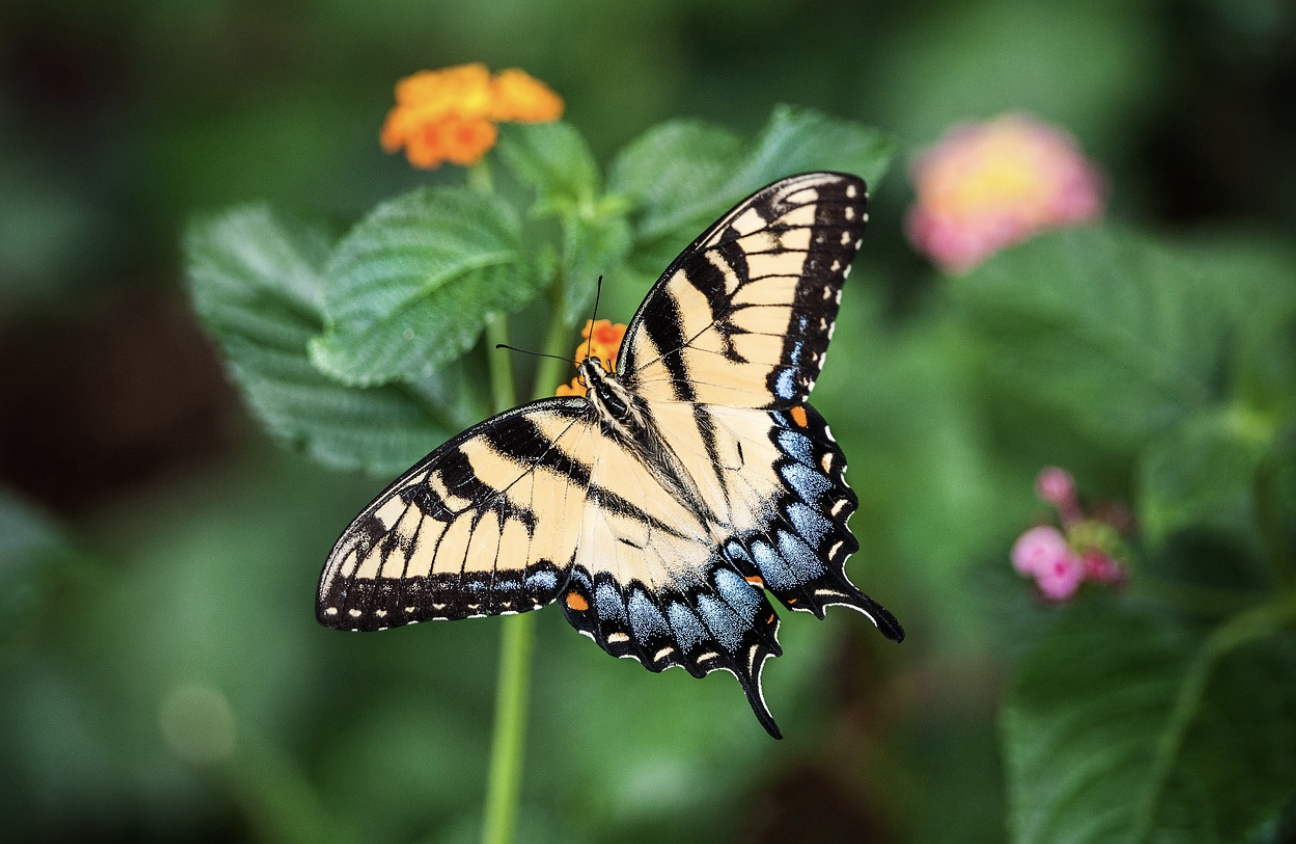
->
[790,406,809,428]
[787,597,799,605]
[744,575,766,588]
[564,592,589,612]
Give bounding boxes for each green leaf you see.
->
[1003,600,1296,844]
[185,205,479,475]
[1138,407,1275,547]
[310,187,539,385]
[731,103,896,194]
[1186,236,1296,419]
[610,106,894,276]
[561,208,634,324]
[606,119,744,230]
[497,121,600,216]
[955,228,1230,447]
[0,488,84,635]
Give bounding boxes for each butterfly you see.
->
[318,171,904,738]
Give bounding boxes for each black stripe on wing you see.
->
[561,559,787,738]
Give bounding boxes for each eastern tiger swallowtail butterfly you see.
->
[318,171,904,738]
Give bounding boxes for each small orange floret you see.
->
[554,319,628,397]
[565,592,590,612]
[490,68,564,123]
[381,63,563,170]
[574,318,627,367]
[555,377,587,398]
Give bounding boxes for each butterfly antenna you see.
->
[494,344,574,366]
[584,275,603,363]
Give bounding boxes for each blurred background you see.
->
[2,0,1294,842]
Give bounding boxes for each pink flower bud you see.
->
[1011,525,1070,576]
[1081,551,1125,585]
[1035,466,1077,507]
[1035,553,1085,601]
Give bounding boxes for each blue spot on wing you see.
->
[713,567,761,618]
[780,461,832,502]
[786,501,833,544]
[777,530,824,580]
[776,430,815,465]
[628,589,669,639]
[752,539,797,590]
[773,368,799,400]
[595,581,627,622]
[526,570,557,592]
[696,595,745,651]
[667,603,706,651]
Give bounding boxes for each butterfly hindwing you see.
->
[317,400,596,629]
[552,428,788,736]
[620,171,867,408]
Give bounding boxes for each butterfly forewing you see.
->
[317,400,595,628]
[620,172,867,408]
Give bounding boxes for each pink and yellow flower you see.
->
[380,63,563,170]
[907,114,1105,272]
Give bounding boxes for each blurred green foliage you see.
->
[3,1,1295,843]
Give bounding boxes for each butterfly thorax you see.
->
[579,357,640,429]
[579,356,718,523]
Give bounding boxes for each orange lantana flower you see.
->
[380,63,563,170]
[555,319,628,397]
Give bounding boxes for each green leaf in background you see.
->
[497,122,634,323]
[955,228,1233,448]
[0,488,85,636]
[309,187,539,385]
[606,119,744,236]
[1137,407,1275,549]
[1184,236,1296,420]
[497,122,600,217]
[186,206,479,475]
[609,106,895,276]
[1002,601,1296,844]
[560,209,633,324]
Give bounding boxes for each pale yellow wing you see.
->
[618,172,867,408]
[317,399,596,629]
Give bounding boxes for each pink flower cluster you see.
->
[907,114,1105,272]
[1011,467,1127,602]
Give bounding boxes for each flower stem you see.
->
[1255,449,1296,589]
[534,274,574,397]
[479,313,531,844]
[480,612,536,844]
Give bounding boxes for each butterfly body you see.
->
[319,172,903,738]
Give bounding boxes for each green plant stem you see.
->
[479,312,530,844]
[485,315,517,412]
[480,611,536,844]
[534,273,574,398]
[1255,450,1295,589]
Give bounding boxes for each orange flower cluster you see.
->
[380,63,563,169]
[555,320,627,397]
